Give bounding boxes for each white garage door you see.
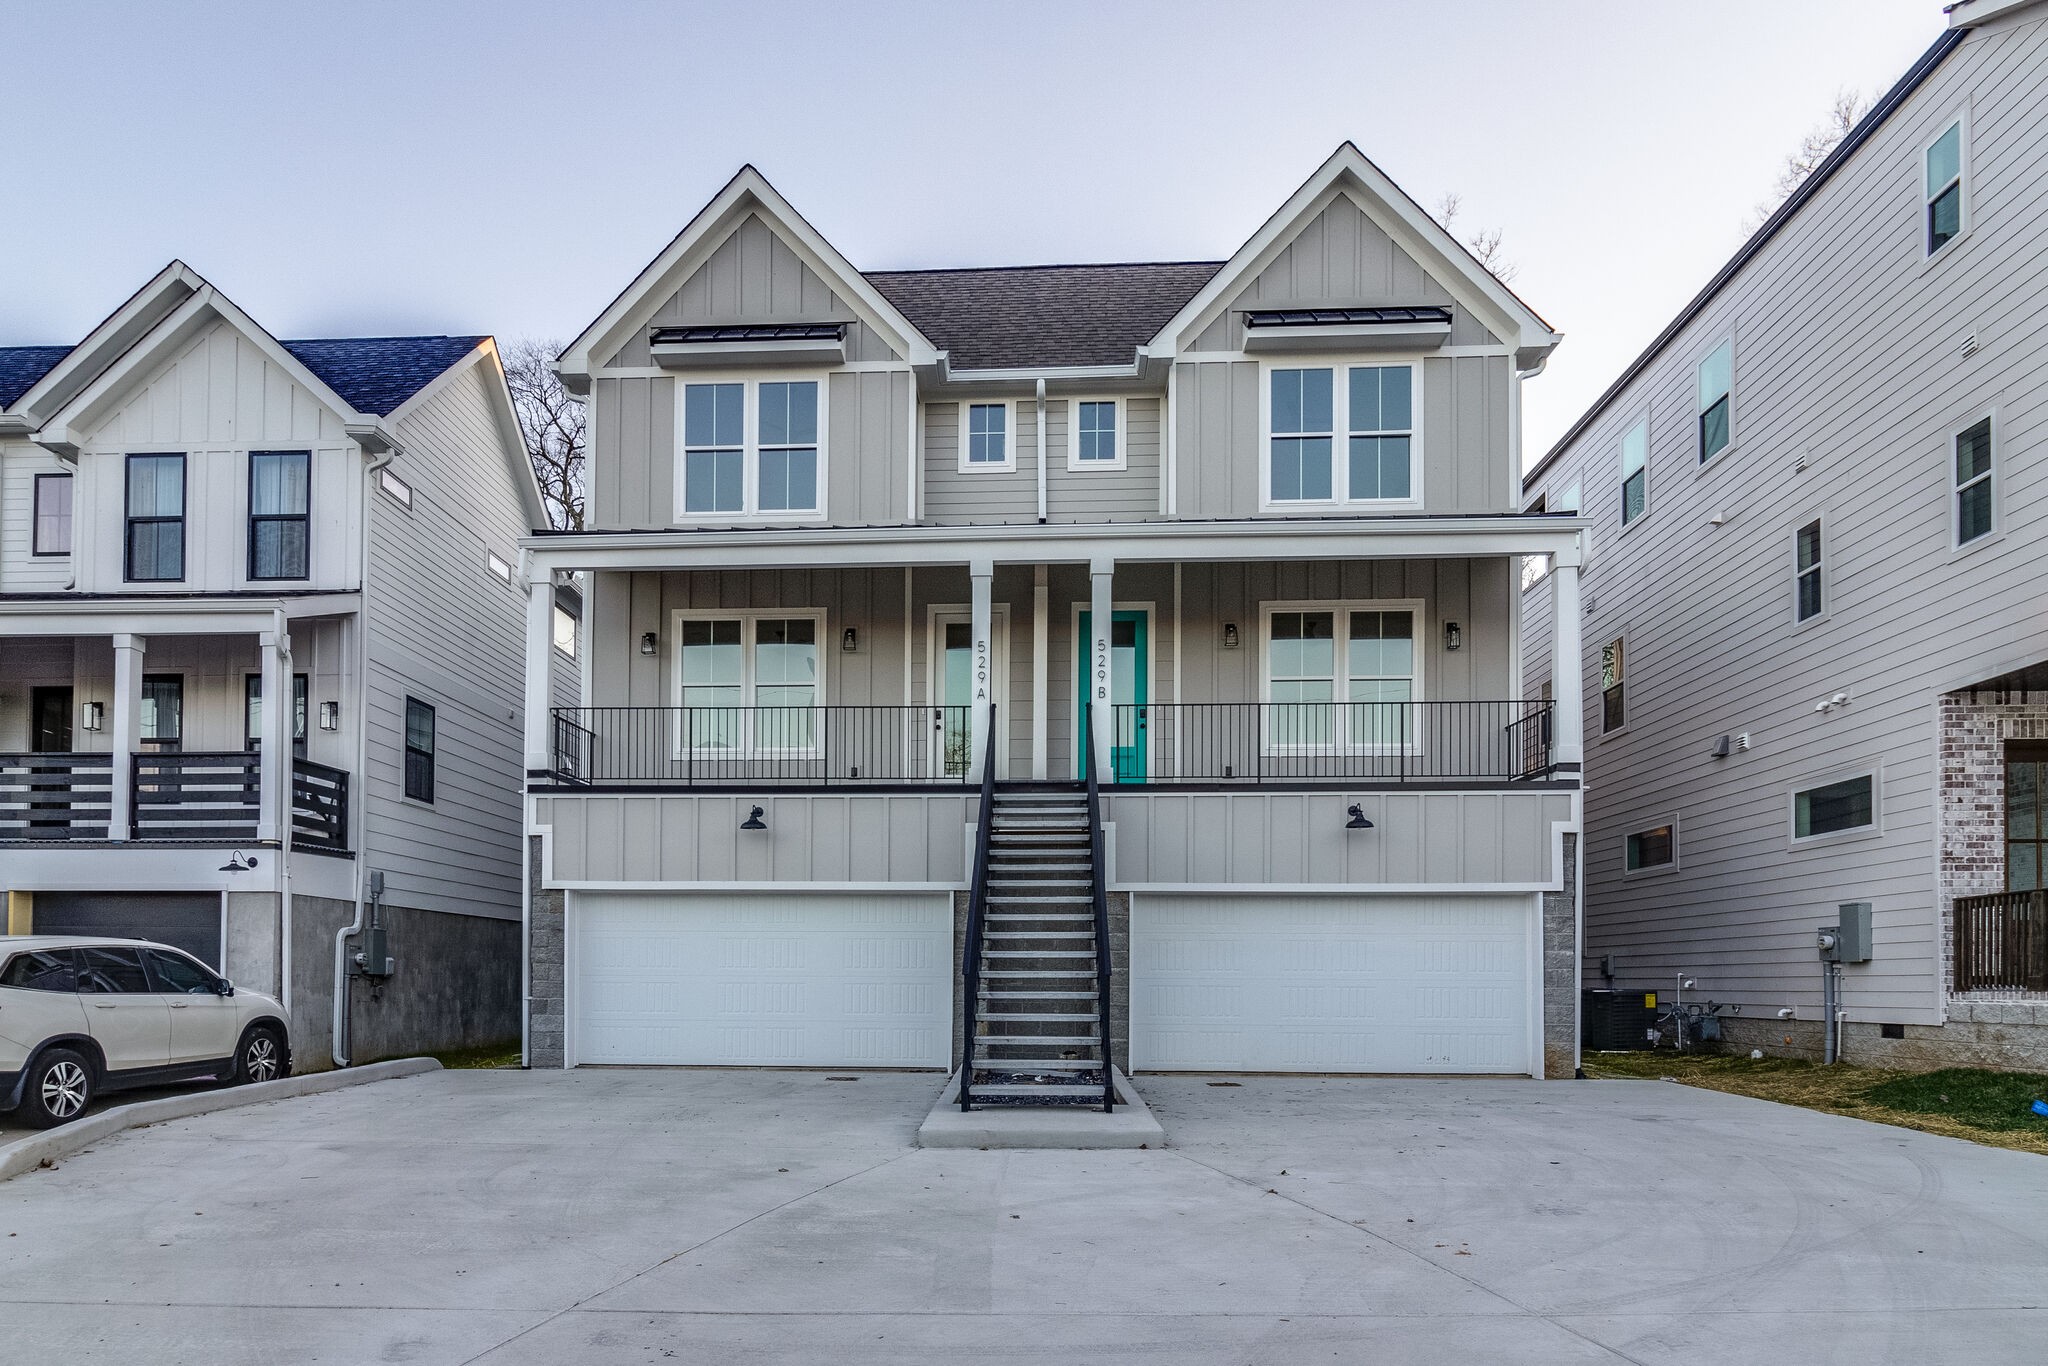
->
[1130,894,1535,1074]
[572,892,952,1068]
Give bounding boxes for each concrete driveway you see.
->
[1,1069,2042,1365]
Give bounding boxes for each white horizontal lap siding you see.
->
[1130,893,1536,1074]
[1,441,74,591]
[569,891,952,1068]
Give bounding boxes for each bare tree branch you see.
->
[504,338,586,532]
[1435,192,1518,284]
[1747,88,1869,231]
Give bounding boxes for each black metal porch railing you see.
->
[292,758,351,853]
[1104,700,1556,782]
[546,706,973,785]
[0,753,114,839]
[958,710,998,1112]
[1082,705,1116,1114]
[1953,890,2048,992]
[132,751,261,842]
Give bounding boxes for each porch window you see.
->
[677,613,821,752]
[244,673,309,751]
[32,473,71,555]
[1601,638,1625,733]
[1073,400,1120,466]
[1796,520,1824,621]
[964,402,1010,469]
[1925,119,1963,256]
[141,674,183,750]
[2006,743,2048,891]
[248,451,310,580]
[1955,417,1993,545]
[125,453,186,582]
[1619,418,1648,525]
[403,698,436,803]
[1697,341,1732,463]
[1263,604,1418,749]
[1793,773,1874,840]
[679,379,820,516]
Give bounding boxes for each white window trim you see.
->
[671,373,830,523]
[552,605,579,660]
[1694,335,1735,468]
[1920,106,1970,262]
[1949,407,1998,553]
[958,400,1016,474]
[1258,597,1427,756]
[1624,815,1679,877]
[1066,396,1126,471]
[1617,411,1651,530]
[377,467,413,509]
[1258,356,1425,511]
[1789,766,1882,850]
[1792,514,1828,629]
[1599,635,1627,739]
[668,608,827,758]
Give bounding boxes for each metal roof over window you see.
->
[649,323,847,345]
[1242,306,1454,328]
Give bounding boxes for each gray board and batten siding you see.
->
[1519,11,2048,1025]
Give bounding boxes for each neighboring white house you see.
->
[519,144,1590,1100]
[0,262,571,1068]
[1521,0,2048,1069]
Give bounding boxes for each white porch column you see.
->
[1550,548,1585,771]
[1031,565,1050,780]
[967,559,994,782]
[523,567,555,774]
[1089,557,1114,781]
[108,633,146,841]
[257,624,290,842]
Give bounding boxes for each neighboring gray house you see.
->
[1521,0,2048,1068]
[520,145,1590,1099]
[0,262,570,1068]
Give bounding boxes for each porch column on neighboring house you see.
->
[1089,557,1114,781]
[108,633,146,841]
[522,568,555,774]
[1031,564,1050,780]
[968,560,994,782]
[1550,551,1584,770]
[257,626,290,842]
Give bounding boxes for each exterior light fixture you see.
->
[841,627,858,653]
[1345,804,1374,830]
[1222,623,1240,650]
[639,632,658,656]
[741,805,767,831]
[219,852,259,872]
[81,701,104,732]
[319,701,340,731]
[1443,621,1463,651]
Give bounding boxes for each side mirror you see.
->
[216,979,236,997]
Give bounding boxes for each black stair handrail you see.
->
[1083,704,1116,1113]
[958,704,999,1112]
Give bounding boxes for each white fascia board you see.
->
[10,260,206,426]
[557,166,939,387]
[0,594,360,636]
[1947,0,2045,28]
[651,336,847,367]
[1242,321,1453,353]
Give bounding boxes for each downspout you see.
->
[275,608,295,1021]
[1035,378,1048,524]
[335,444,396,1067]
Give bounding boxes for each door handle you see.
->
[92,1003,116,1009]
[169,1002,190,1009]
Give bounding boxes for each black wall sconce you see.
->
[1345,804,1374,830]
[740,805,767,831]
[80,701,105,732]
[1443,621,1462,651]
[319,701,340,731]
[841,627,858,653]
[639,631,658,656]
[1222,622,1240,650]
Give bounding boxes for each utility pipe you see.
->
[1035,378,1048,523]
[335,445,395,1067]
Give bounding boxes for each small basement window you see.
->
[1626,823,1675,871]
[1794,773,1874,840]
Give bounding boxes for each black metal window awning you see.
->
[1242,306,1454,328]
[650,323,847,344]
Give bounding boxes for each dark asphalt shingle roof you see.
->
[279,336,486,415]
[867,262,1224,370]
[0,346,76,408]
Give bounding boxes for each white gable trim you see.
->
[6,260,206,427]
[556,166,939,389]
[1146,144,1561,368]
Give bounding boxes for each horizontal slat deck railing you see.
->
[1115,700,1557,783]
[0,753,115,839]
[292,758,350,852]
[131,751,261,842]
[546,706,973,786]
[1953,890,2048,992]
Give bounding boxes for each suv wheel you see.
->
[21,1048,93,1128]
[234,1026,286,1085]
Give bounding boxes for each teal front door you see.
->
[1078,609,1148,781]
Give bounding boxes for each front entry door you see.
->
[31,687,73,752]
[930,606,1009,778]
[1078,609,1148,781]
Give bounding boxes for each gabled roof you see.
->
[0,347,72,408]
[867,262,1223,371]
[280,336,489,416]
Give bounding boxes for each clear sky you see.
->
[1,0,1946,463]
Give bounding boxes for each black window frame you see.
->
[124,452,187,583]
[244,672,310,752]
[404,697,436,804]
[141,673,184,750]
[2005,742,2048,892]
[1625,823,1675,872]
[247,449,311,581]
[32,471,73,556]
[1601,638,1626,734]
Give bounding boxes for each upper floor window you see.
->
[1696,340,1732,464]
[404,697,436,803]
[1072,400,1121,468]
[1601,637,1625,733]
[125,453,185,582]
[1955,416,1993,545]
[1619,418,1648,526]
[964,402,1011,471]
[248,451,310,581]
[1263,603,1419,750]
[680,379,821,517]
[1267,364,1415,505]
[32,473,71,555]
[1795,519,1824,621]
[1925,119,1963,256]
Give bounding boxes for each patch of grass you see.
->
[1583,1051,2048,1156]
[430,1041,522,1070]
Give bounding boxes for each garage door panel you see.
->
[573,893,951,1068]
[1132,894,1532,1074]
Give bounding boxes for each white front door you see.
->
[570,892,953,1068]
[929,605,1009,778]
[1129,894,1536,1074]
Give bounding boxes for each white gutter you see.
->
[1035,378,1048,524]
[275,608,295,1021]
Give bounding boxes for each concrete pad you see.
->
[916,1067,1165,1148]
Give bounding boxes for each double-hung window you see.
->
[1696,341,1732,463]
[1264,603,1418,751]
[1601,638,1626,733]
[404,698,436,803]
[142,674,183,751]
[1925,119,1963,256]
[1795,520,1824,621]
[1619,419,1648,526]
[680,379,820,517]
[1955,417,1993,545]
[964,402,1010,470]
[248,450,310,580]
[1267,364,1417,505]
[32,473,72,555]
[125,453,186,582]
[1072,400,1121,468]
[677,613,821,753]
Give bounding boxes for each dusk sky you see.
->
[2,0,1946,462]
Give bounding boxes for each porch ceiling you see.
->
[0,592,359,637]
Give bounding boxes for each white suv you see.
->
[0,936,292,1128]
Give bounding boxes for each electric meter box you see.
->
[1835,902,1872,964]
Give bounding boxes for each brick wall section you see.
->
[1939,690,2048,1000]
[1542,832,1580,1080]
[528,834,566,1068]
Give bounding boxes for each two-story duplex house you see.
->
[520,145,1589,1101]
[1,262,565,1068]
[1521,0,2048,1069]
